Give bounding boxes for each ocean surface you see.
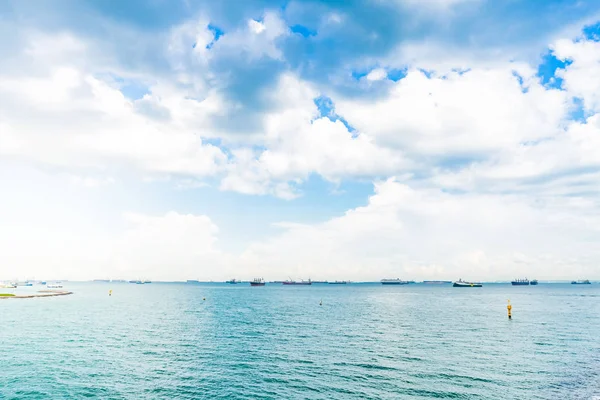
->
[1,282,599,399]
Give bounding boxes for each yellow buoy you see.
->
[507,299,512,319]
[109,289,112,296]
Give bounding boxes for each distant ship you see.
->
[282,279,312,285]
[250,278,265,286]
[453,279,482,288]
[530,279,538,285]
[226,279,238,284]
[129,280,144,284]
[423,280,452,284]
[571,280,591,284]
[311,281,328,284]
[187,280,200,284]
[328,281,350,284]
[511,278,530,286]
[381,278,409,285]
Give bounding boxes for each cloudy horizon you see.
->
[2,0,600,281]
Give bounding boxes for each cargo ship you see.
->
[511,278,529,286]
[453,279,482,287]
[423,280,452,284]
[381,278,409,285]
[282,279,312,285]
[571,280,591,284]
[226,279,238,284]
[250,278,265,286]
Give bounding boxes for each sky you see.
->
[1,0,600,281]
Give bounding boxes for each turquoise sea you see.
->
[1,282,599,399]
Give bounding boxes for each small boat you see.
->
[381,278,409,285]
[571,280,591,284]
[453,279,482,287]
[226,279,238,284]
[250,278,265,286]
[0,283,17,289]
[328,280,350,284]
[282,279,312,285]
[530,279,538,285]
[511,278,529,286]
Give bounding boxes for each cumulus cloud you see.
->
[553,36,600,113]
[0,33,228,178]
[3,179,598,281]
[0,208,232,281]
[240,179,600,281]
[336,66,568,157]
[366,68,388,81]
[220,74,408,196]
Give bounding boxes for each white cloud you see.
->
[213,12,288,61]
[0,206,232,281]
[221,74,408,197]
[0,32,228,178]
[366,68,387,81]
[70,175,116,188]
[240,179,600,281]
[248,19,266,34]
[114,212,232,281]
[553,36,600,113]
[4,178,598,282]
[336,66,568,158]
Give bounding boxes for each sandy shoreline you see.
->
[0,290,73,299]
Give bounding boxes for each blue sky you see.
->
[1,0,600,281]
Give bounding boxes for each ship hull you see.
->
[511,281,529,286]
[453,282,482,287]
[250,283,265,286]
[381,281,408,285]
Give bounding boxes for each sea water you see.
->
[1,282,599,399]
